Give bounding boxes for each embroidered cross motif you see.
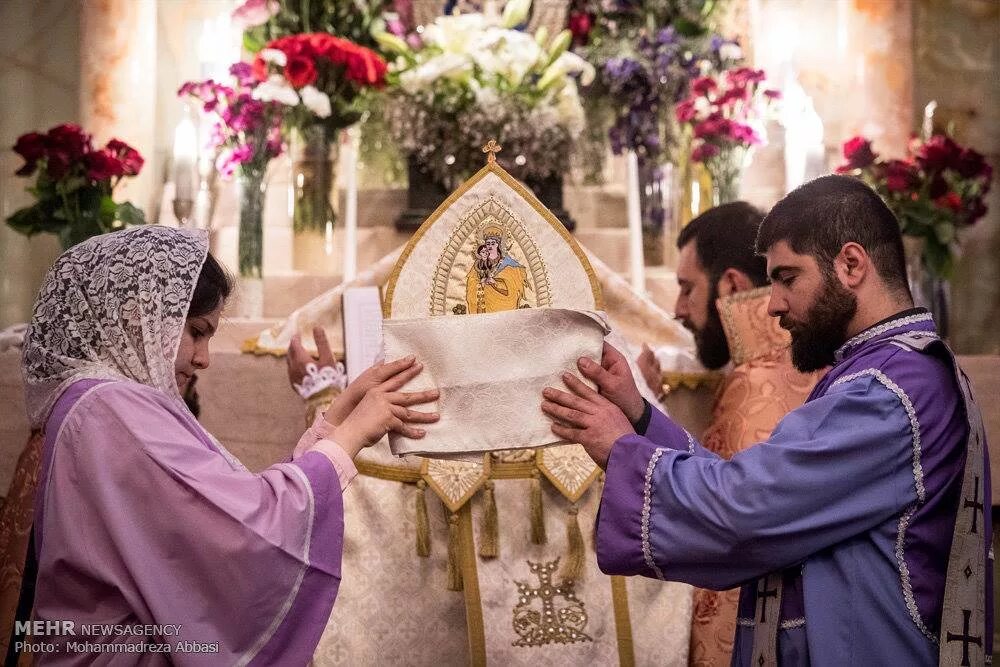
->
[963,476,983,534]
[755,578,779,623]
[946,609,982,666]
[512,559,592,648]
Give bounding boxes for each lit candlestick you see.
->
[172,110,198,223]
[625,151,645,294]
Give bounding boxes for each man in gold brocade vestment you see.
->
[671,203,825,666]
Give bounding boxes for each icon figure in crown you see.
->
[465,223,528,313]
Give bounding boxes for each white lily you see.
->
[538,51,595,91]
[300,86,332,118]
[423,14,489,54]
[500,0,531,29]
[374,31,410,57]
[399,52,471,93]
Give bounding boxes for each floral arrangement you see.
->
[6,123,146,249]
[568,0,725,165]
[600,32,742,165]
[377,1,595,186]
[674,64,779,201]
[837,133,993,277]
[251,32,387,133]
[675,66,780,162]
[233,0,388,56]
[179,63,285,179]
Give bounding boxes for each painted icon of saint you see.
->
[465,225,527,313]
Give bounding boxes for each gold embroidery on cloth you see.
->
[537,444,601,503]
[492,449,536,464]
[512,559,592,648]
[430,195,551,316]
[421,456,492,513]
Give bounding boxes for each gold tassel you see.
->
[446,513,464,591]
[530,474,547,545]
[478,480,499,558]
[560,504,585,582]
[415,480,430,557]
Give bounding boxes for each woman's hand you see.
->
[322,354,420,427]
[330,357,440,458]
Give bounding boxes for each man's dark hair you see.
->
[188,252,233,318]
[755,174,911,296]
[677,201,768,286]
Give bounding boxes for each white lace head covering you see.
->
[22,225,209,429]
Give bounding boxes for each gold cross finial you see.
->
[482,139,502,164]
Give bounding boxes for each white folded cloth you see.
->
[384,308,609,458]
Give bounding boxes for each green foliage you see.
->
[243,0,389,53]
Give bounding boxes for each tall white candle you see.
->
[343,126,360,283]
[625,151,645,294]
[172,113,198,204]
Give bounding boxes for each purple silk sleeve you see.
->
[34,380,343,666]
[596,376,914,590]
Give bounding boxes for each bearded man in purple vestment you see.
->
[13,226,439,665]
[541,175,992,666]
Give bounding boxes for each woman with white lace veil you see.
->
[16,226,438,664]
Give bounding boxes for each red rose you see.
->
[270,35,305,58]
[838,136,877,171]
[954,147,990,180]
[285,55,318,88]
[46,123,92,160]
[13,131,47,176]
[882,159,918,193]
[83,149,126,180]
[105,138,144,176]
[928,173,949,199]
[307,32,334,57]
[916,134,960,174]
[568,12,593,45]
[934,191,962,213]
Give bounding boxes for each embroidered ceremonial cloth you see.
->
[384,308,608,457]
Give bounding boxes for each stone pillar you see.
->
[749,0,913,160]
[79,0,158,217]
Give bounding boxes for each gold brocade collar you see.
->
[716,286,791,367]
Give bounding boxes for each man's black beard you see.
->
[691,283,731,370]
[782,274,858,372]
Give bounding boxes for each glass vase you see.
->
[904,236,950,338]
[290,124,340,273]
[708,148,746,206]
[637,160,680,266]
[237,170,266,318]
